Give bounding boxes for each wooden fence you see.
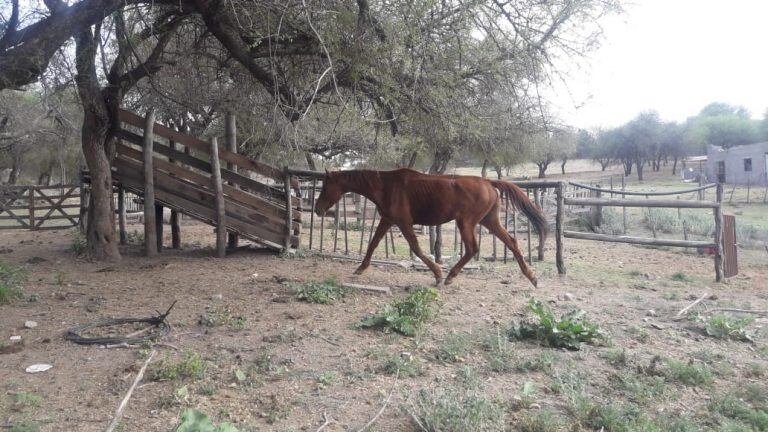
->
[0,184,80,230]
[563,182,732,281]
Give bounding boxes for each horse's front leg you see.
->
[354,219,392,275]
[399,224,443,286]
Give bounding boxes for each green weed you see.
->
[664,358,713,387]
[12,392,42,409]
[517,410,563,432]
[293,276,349,304]
[357,287,438,336]
[150,352,206,382]
[704,315,754,341]
[516,351,556,373]
[406,384,505,431]
[174,409,239,432]
[602,349,628,367]
[480,327,515,373]
[380,353,424,377]
[316,371,338,388]
[509,299,606,350]
[709,390,768,431]
[0,262,24,304]
[70,232,86,256]
[10,422,40,432]
[198,305,246,330]
[435,332,472,363]
[671,272,692,282]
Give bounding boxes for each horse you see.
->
[314,168,548,287]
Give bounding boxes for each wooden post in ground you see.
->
[155,204,164,252]
[536,187,545,262]
[622,175,627,234]
[283,169,293,253]
[118,185,127,245]
[28,187,35,230]
[714,183,724,282]
[169,139,181,249]
[225,113,239,249]
[210,137,226,258]
[555,182,566,275]
[142,108,158,257]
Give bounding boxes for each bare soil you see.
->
[1,221,767,431]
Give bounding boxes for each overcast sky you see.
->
[548,0,768,130]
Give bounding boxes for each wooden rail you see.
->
[0,184,80,230]
[565,197,720,209]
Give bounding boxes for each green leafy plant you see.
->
[407,384,506,431]
[435,332,472,363]
[671,272,692,282]
[664,358,713,387]
[704,315,754,342]
[508,299,606,350]
[293,276,349,304]
[357,287,438,336]
[198,305,246,330]
[380,353,424,377]
[150,352,206,382]
[174,409,239,432]
[0,262,25,304]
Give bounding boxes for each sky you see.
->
[548,0,768,129]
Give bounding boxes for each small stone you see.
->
[646,309,656,317]
[210,293,223,300]
[10,336,21,341]
[651,323,665,330]
[529,403,542,409]
[500,280,511,285]
[250,273,259,279]
[25,363,53,373]
[642,317,651,323]
[24,321,38,329]
[563,293,575,301]
[397,260,413,269]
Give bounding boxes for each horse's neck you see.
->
[339,170,384,205]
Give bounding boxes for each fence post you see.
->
[118,185,126,245]
[555,182,566,275]
[714,183,724,282]
[210,137,226,258]
[168,138,181,249]
[142,108,158,257]
[283,169,293,254]
[590,184,603,228]
[310,179,317,251]
[621,176,627,234]
[28,187,35,230]
[155,204,164,252]
[226,112,239,249]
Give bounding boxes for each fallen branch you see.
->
[343,283,391,295]
[66,301,176,345]
[356,368,399,432]
[675,293,710,319]
[316,412,332,432]
[709,308,768,316]
[105,350,156,432]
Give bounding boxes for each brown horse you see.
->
[314,168,547,287]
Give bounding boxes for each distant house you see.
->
[707,142,768,185]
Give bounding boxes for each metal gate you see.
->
[722,214,738,277]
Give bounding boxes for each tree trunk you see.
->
[623,160,633,176]
[481,159,489,178]
[304,152,317,171]
[407,150,418,168]
[493,164,503,179]
[537,162,548,178]
[671,157,678,175]
[635,158,645,181]
[561,159,567,175]
[8,154,21,184]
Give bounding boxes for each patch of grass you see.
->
[643,208,679,234]
[602,349,628,367]
[480,327,515,373]
[664,358,713,387]
[293,276,349,304]
[709,390,768,431]
[516,351,556,373]
[198,305,246,330]
[671,272,692,282]
[516,410,563,432]
[69,232,86,256]
[10,422,40,432]
[174,409,239,432]
[747,363,767,378]
[611,372,666,405]
[316,371,338,388]
[435,332,472,363]
[357,287,438,336]
[12,392,42,409]
[406,383,506,431]
[663,291,681,300]
[380,353,424,377]
[704,315,754,341]
[0,262,25,304]
[150,352,206,382]
[508,299,606,350]
[627,325,650,343]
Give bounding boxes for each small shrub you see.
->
[704,315,754,342]
[435,332,472,363]
[316,371,338,387]
[174,409,239,432]
[516,351,556,373]
[517,410,563,432]
[508,299,606,350]
[671,272,692,282]
[198,305,246,330]
[407,385,505,431]
[380,353,424,377]
[602,349,628,367]
[13,392,43,409]
[643,208,679,234]
[357,287,438,336]
[709,391,768,431]
[150,352,206,382]
[481,328,515,373]
[0,262,25,304]
[611,372,666,404]
[664,358,713,387]
[293,276,348,304]
[70,232,87,256]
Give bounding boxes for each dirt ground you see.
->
[1,221,767,431]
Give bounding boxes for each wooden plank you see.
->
[723,213,738,277]
[563,230,716,248]
[565,197,719,209]
[118,110,292,184]
[283,171,292,252]
[118,185,126,245]
[115,132,294,204]
[555,182,566,275]
[226,112,239,250]
[116,144,298,228]
[714,183,724,282]
[114,160,295,242]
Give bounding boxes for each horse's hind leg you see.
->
[399,224,443,286]
[481,212,538,287]
[444,219,478,286]
[354,219,392,275]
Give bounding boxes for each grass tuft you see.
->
[508,299,606,350]
[357,287,438,336]
[0,262,25,304]
[293,276,349,304]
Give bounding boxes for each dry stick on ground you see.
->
[709,308,768,315]
[105,350,156,432]
[356,368,400,432]
[675,293,710,319]
[316,412,333,432]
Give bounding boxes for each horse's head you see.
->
[314,169,344,216]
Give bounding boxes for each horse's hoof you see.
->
[443,277,453,286]
[530,277,538,288]
[353,268,365,275]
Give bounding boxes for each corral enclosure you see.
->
[1,165,768,431]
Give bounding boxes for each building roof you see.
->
[683,155,707,163]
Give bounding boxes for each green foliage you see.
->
[602,349,628,367]
[611,372,667,405]
[10,422,40,432]
[709,389,768,431]
[174,409,239,432]
[69,232,86,256]
[198,305,246,330]
[293,276,349,305]
[406,385,506,431]
[0,262,25,304]
[517,410,563,432]
[664,359,713,387]
[704,315,754,341]
[670,272,692,282]
[357,287,438,336]
[516,352,556,373]
[13,392,42,409]
[435,332,472,363]
[508,299,606,350]
[316,371,338,387]
[480,327,515,373]
[380,353,424,377]
[150,352,206,382]
[643,208,679,234]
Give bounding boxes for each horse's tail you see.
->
[489,180,548,240]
